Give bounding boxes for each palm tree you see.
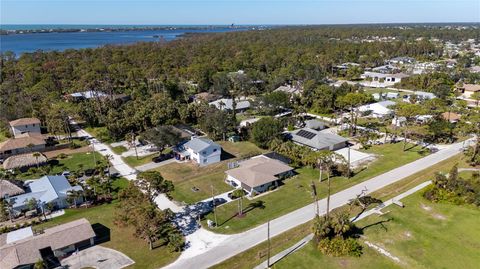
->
[32,152,41,168]
[232,189,245,216]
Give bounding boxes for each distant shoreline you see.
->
[0,25,265,35]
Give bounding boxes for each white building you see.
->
[357,100,396,118]
[209,97,251,112]
[175,137,222,166]
[9,118,41,138]
[361,72,409,87]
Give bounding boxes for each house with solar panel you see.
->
[289,127,348,151]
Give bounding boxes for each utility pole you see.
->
[267,220,271,268]
[347,143,351,178]
[91,141,97,167]
[310,180,319,217]
[211,184,218,227]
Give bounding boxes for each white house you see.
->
[225,155,294,196]
[361,72,409,87]
[9,118,41,138]
[358,100,396,118]
[175,137,222,166]
[209,97,251,112]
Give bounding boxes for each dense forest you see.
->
[1,25,479,140]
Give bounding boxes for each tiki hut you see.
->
[3,152,48,171]
[0,180,25,198]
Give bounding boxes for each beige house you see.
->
[0,218,96,269]
[456,83,480,99]
[225,155,294,196]
[0,133,46,158]
[9,118,41,138]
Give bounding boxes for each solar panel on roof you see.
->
[296,130,316,140]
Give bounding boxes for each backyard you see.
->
[202,142,429,233]
[156,141,266,204]
[35,179,180,269]
[15,151,105,180]
[123,153,157,167]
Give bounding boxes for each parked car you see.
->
[61,171,71,177]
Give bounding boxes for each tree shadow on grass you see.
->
[359,218,393,234]
[218,200,265,227]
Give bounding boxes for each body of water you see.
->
[0,26,249,55]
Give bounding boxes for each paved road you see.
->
[164,139,472,269]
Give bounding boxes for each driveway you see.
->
[61,245,134,269]
[136,158,177,172]
[164,139,473,269]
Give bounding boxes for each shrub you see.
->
[57,153,68,159]
[317,237,363,257]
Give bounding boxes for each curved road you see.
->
[165,139,472,269]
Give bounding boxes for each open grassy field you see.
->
[84,126,113,143]
[156,141,265,204]
[203,143,429,233]
[35,178,179,269]
[16,151,105,180]
[212,154,467,269]
[278,189,480,269]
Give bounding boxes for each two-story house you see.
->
[9,118,41,138]
[175,137,222,166]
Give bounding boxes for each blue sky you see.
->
[1,0,479,25]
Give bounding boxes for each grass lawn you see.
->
[156,141,265,204]
[123,154,156,167]
[17,152,105,180]
[111,145,128,155]
[279,188,480,269]
[36,201,180,269]
[0,131,9,143]
[213,154,467,269]
[84,126,113,143]
[203,143,429,234]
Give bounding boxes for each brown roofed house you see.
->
[456,83,480,99]
[0,133,46,158]
[441,112,461,123]
[225,155,294,196]
[0,218,96,269]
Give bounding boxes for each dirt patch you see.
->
[420,204,432,211]
[44,146,91,158]
[338,259,350,267]
[403,231,413,239]
[433,213,447,220]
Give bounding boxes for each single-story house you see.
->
[391,116,407,127]
[357,100,396,118]
[3,153,48,171]
[0,180,24,199]
[304,119,326,131]
[372,92,399,101]
[289,128,348,151]
[403,91,436,102]
[274,84,303,95]
[209,98,251,112]
[388,56,416,65]
[361,71,409,86]
[194,92,220,103]
[0,218,96,269]
[225,155,294,196]
[9,118,41,138]
[442,112,461,123]
[174,137,221,166]
[6,175,83,215]
[65,90,107,102]
[456,83,480,99]
[0,133,46,158]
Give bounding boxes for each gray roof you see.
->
[305,119,326,130]
[209,98,251,111]
[7,175,82,208]
[184,137,220,153]
[290,128,348,150]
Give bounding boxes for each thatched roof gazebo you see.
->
[0,180,25,198]
[3,152,48,171]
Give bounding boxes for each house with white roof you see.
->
[174,137,222,166]
[6,175,83,215]
[361,72,409,87]
[357,100,396,118]
[209,97,251,113]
